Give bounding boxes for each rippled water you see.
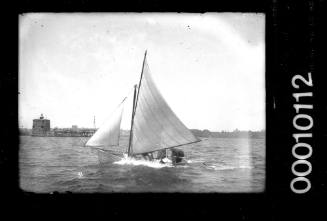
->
[19,135,265,193]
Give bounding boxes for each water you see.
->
[19,136,265,193]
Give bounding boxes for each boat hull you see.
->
[92,148,188,166]
[93,148,123,164]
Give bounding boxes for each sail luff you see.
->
[127,84,137,156]
[134,50,147,116]
[129,50,147,156]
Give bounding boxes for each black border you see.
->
[2,0,326,219]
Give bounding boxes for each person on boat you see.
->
[156,149,167,163]
[141,152,154,161]
[141,153,148,160]
[171,148,185,164]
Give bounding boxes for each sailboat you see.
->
[85,50,200,164]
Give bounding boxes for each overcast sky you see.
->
[19,13,265,131]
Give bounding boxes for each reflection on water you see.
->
[19,135,265,193]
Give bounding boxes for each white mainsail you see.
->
[86,104,124,147]
[130,55,200,155]
[86,51,199,156]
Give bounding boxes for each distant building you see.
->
[31,114,96,137]
[32,114,50,136]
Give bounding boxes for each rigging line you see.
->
[93,86,132,131]
[128,50,147,156]
[108,85,135,114]
[86,86,132,132]
[118,84,136,149]
[134,50,147,118]
[118,84,137,109]
[84,86,133,148]
[120,85,137,152]
[127,85,138,156]
[125,85,136,99]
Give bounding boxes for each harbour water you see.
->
[19,135,265,193]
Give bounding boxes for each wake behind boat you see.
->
[85,50,201,166]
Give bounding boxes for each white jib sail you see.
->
[86,104,124,147]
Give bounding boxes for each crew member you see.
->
[142,153,154,161]
[171,148,184,164]
[157,149,166,163]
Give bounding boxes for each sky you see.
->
[19,13,265,131]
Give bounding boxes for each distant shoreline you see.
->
[190,129,265,139]
[19,128,265,139]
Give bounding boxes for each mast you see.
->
[127,50,147,156]
[127,84,137,156]
[135,50,147,112]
